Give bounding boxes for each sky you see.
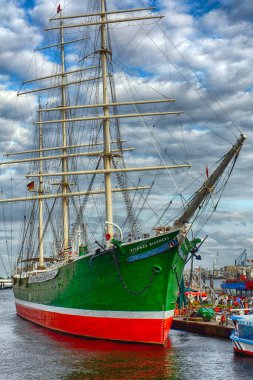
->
[0,0,253,276]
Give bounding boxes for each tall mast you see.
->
[59,10,69,254]
[101,0,113,242]
[174,133,247,228]
[38,101,44,267]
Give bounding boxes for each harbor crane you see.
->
[235,249,249,266]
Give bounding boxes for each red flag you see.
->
[206,165,209,178]
[57,4,61,13]
[27,181,35,191]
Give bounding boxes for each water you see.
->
[1,290,252,380]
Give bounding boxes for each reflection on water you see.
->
[1,290,253,380]
[31,328,174,379]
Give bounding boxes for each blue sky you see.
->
[186,0,221,16]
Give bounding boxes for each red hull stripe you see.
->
[234,347,253,356]
[15,300,173,344]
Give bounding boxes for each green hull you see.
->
[13,230,196,344]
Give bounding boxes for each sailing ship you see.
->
[0,1,246,345]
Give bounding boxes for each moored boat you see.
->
[230,315,253,356]
[0,1,246,345]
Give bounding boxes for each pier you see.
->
[171,316,233,339]
[0,279,12,289]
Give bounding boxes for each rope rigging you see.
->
[0,0,245,278]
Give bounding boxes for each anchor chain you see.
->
[111,250,157,295]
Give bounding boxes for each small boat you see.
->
[230,315,253,356]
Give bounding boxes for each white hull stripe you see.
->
[15,298,174,320]
[233,341,242,350]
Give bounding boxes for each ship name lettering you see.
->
[130,236,169,253]
[130,244,147,253]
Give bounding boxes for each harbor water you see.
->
[1,290,252,380]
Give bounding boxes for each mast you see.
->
[38,101,44,267]
[174,133,247,228]
[101,0,113,242]
[59,10,69,254]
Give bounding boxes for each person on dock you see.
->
[220,313,226,326]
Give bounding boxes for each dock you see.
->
[0,279,12,289]
[171,316,233,339]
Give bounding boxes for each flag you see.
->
[27,181,35,191]
[57,4,61,13]
[206,165,209,178]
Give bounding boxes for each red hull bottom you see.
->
[15,302,173,345]
[234,347,253,356]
